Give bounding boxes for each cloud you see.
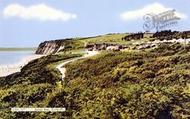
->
[3,3,77,21]
[120,2,187,22]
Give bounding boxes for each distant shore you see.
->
[0,47,36,52]
[0,54,44,77]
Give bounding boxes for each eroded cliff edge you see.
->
[35,38,85,54]
[35,40,65,54]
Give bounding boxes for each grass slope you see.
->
[0,43,190,118]
[58,33,152,52]
[0,53,82,119]
[63,43,190,118]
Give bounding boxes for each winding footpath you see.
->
[56,51,99,81]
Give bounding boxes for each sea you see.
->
[0,51,35,65]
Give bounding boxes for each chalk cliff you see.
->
[35,39,68,54]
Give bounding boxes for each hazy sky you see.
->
[0,0,189,47]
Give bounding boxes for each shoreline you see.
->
[0,54,44,77]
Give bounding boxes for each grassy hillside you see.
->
[59,33,152,52]
[0,43,190,118]
[63,43,190,118]
[0,53,82,119]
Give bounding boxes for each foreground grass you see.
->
[63,43,190,118]
[0,53,82,118]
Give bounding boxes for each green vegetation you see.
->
[41,33,159,55]
[80,33,128,44]
[60,39,85,52]
[0,53,82,118]
[0,43,190,118]
[62,43,190,118]
[60,33,149,52]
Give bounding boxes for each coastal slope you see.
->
[0,43,190,118]
[1,32,190,118]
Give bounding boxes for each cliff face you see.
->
[35,40,66,54]
[36,38,85,54]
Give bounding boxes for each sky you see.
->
[0,0,189,47]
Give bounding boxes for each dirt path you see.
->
[56,51,99,81]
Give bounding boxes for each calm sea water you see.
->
[0,51,34,65]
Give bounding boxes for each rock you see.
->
[35,39,70,54]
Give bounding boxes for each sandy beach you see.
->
[0,54,44,77]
